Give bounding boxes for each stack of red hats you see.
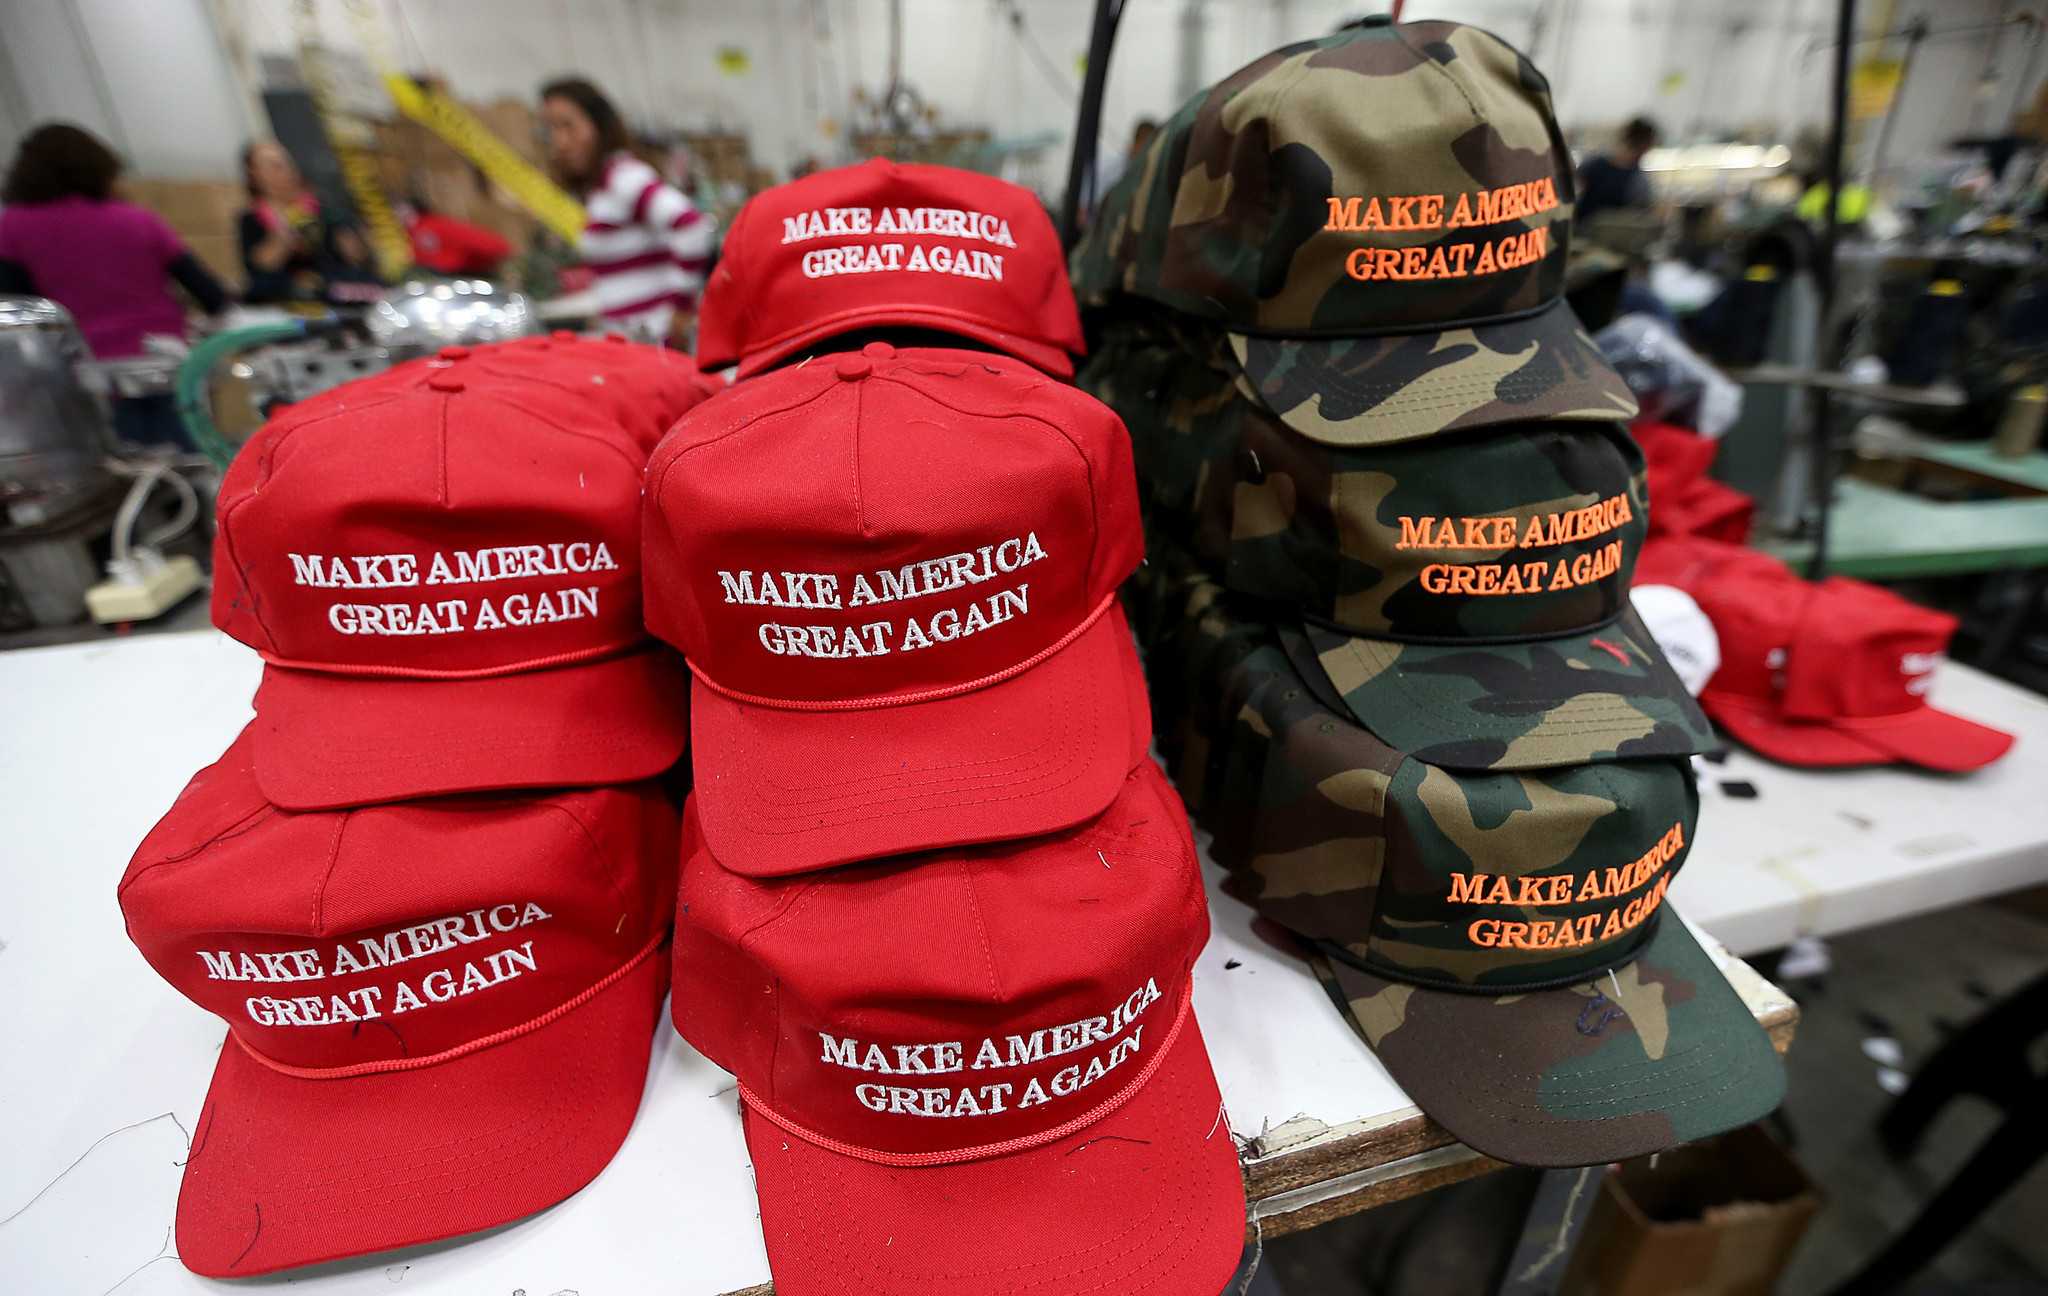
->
[117,335,715,1274]
[657,161,1249,1296]
[1639,537,2016,771]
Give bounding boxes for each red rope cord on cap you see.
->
[690,590,1117,713]
[228,931,664,1080]
[737,982,1194,1167]
[259,637,647,681]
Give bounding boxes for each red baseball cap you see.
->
[1632,535,1793,592]
[117,728,677,1276]
[471,332,720,451]
[671,760,1246,1296]
[213,360,689,810]
[1699,576,2014,770]
[695,159,1085,378]
[1649,474,1755,544]
[1630,423,1757,544]
[279,334,714,451]
[1631,421,1720,482]
[643,344,1150,874]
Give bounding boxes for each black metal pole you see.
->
[1061,0,1124,250]
[1808,0,1857,581]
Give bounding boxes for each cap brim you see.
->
[252,646,689,810]
[691,604,1149,875]
[1228,298,1638,446]
[741,1009,1245,1296]
[1313,913,1784,1168]
[1286,607,1717,772]
[174,946,666,1277]
[734,308,1076,379]
[1705,694,2015,772]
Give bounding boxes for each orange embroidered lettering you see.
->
[1397,516,1438,550]
[1325,197,1364,231]
[1447,873,1489,905]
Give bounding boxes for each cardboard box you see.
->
[182,234,245,292]
[2016,79,2048,141]
[376,118,467,189]
[375,98,543,260]
[473,98,544,164]
[124,179,248,292]
[124,178,245,243]
[679,132,753,185]
[1561,1126,1821,1296]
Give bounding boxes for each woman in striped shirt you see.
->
[541,78,715,346]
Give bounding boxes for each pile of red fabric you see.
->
[1632,419,1755,545]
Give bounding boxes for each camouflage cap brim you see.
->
[1310,911,1785,1168]
[1286,605,1716,772]
[1228,298,1638,446]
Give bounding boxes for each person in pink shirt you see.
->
[0,123,228,447]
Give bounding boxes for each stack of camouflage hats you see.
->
[1074,16,1785,1167]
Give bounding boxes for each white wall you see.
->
[0,0,253,178]
[3,0,2043,196]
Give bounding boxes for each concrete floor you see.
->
[1255,895,2048,1295]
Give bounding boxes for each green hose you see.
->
[174,321,322,470]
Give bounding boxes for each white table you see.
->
[1668,659,2048,956]
[11,631,2038,1292]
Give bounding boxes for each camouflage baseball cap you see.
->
[1077,315,1244,568]
[1220,623,1783,1167]
[1231,414,1715,769]
[1072,17,1637,445]
[1122,539,1276,858]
